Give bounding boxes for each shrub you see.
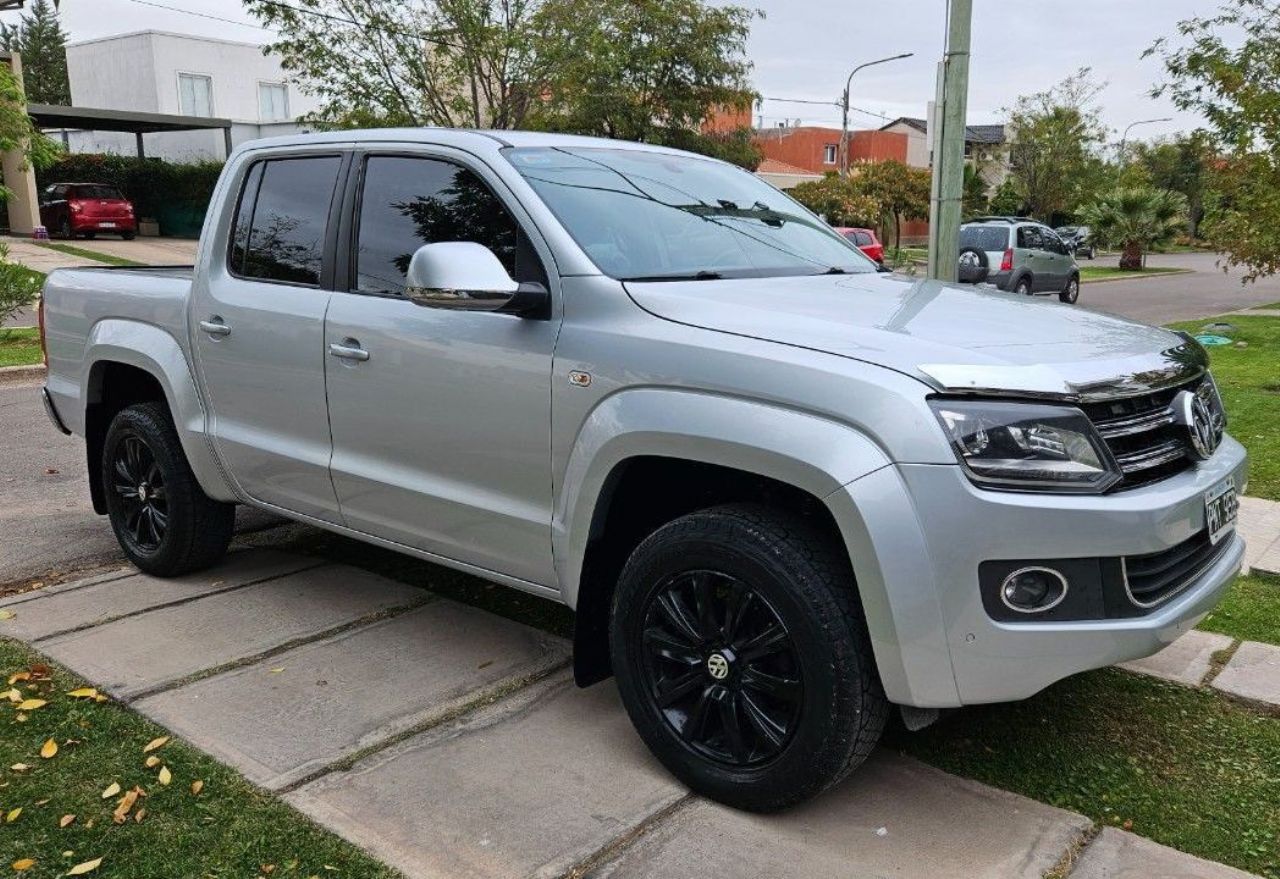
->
[0,242,44,327]
[36,154,224,237]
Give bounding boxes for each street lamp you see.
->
[840,53,913,176]
[1118,117,1172,162]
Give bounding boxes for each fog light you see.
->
[1000,567,1068,613]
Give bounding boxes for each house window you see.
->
[178,73,213,117]
[259,82,290,122]
[823,144,838,164]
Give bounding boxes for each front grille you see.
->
[1081,378,1209,490]
[1122,528,1232,608]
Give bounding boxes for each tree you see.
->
[1005,68,1107,222]
[1079,186,1186,269]
[1147,0,1280,279]
[788,175,879,227]
[0,0,69,105]
[962,164,988,217]
[849,160,931,253]
[1132,133,1214,238]
[987,179,1021,216]
[244,0,759,165]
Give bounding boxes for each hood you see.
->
[624,272,1207,401]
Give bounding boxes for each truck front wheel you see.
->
[610,504,887,811]
[101,402,234,576]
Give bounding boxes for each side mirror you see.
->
[405,241,547,316]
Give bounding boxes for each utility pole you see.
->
[839,53,913,176]
[927,0,972,282]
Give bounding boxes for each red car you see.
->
[39,183,138,240]
[834,226,884,264]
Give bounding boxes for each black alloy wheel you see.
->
[111,433,168,552]
[1060,275,1080,304]
[639,569,802,767]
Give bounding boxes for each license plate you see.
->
[99,222,116,228]
[1205,478,1238,545]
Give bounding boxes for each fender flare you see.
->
[553,388,892,609]
[82,319,237,503]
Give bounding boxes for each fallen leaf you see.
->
[59,814,75,828]
[93,694,108,703]
[133,808,146,823]
[28,665,50,679]
[144,755,160,768]
[142,736,169,754]
[157,765,171,785]
[14,713,26,722]
[7,672,29,684]
[10,764,28,772]
[111,789,139,824]
[100,782,120,799]
[40,738,57,759]
[190,779,204,795]
[34,799,48,806]
[261,866,275,875]
[43,467,59,476]
[67,857,103,875]
[6,807,21,822]
[0,611,14,621]
[2,689,20,702]
[11,858,34,871]
[66,688,98,699]
[268,667,285,675]
[61,851,72,858]
[16,699,45,711]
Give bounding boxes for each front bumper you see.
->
[831,436,1248,707]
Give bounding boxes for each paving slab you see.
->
[136,600,570,790]
[38,563,427,699]
[1239,496,1280,576]
[286,674,687,879]
[1117,630,1234,687]
[1071,827,1260,878]
[589,752,1089,879]
[1209,640,1280,707]
[0,550,317,640]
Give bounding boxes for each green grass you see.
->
[0,639,402,879]
[895,669,1280,877]
[36,242,143,268]
[1079,265,1188,282]
[1170,314,1280,501]
[1201,574,1280,645]
[0,327,41,367]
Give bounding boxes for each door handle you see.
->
[328,341,370,362]
[199,317,231,337]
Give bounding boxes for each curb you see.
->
[0,363,46,385]
[1080,268,1194,285]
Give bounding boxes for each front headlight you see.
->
[928,399,1122,494]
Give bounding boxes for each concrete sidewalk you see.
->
[0,549,1260,878]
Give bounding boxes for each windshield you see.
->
[504,147,874,280]
[959,225,1009,252]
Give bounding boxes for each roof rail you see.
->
[966,215,1028,224]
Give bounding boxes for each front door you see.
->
[324,152,560,586]
[191,153,347,522]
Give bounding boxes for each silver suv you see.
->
[959,216,1081,303]
[39,131,1244,812]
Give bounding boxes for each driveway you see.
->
[0,376,1256,879]
[1080,251,1280,325]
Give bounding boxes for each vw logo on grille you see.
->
[706,652,730,680]
[1174,389,1218,460]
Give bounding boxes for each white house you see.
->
[60,31,321,162]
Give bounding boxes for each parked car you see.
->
[957,216,1081,303]
[39,183,138,240]
[1056,225,1096,260]
[834,226,884,263]
[39,131,1245,812]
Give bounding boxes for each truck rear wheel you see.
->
[101,402,234,576]
[610,504,887,812]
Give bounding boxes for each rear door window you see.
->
[73,185,124,200]
[231,155,343,286]
[1017,226,1043,250]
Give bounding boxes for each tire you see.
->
[122,232,137,241]
[957,247,989,284]
[1060,274,1080,304]
[83,232,96,240]
[102,402,234,576]
[1087,247,1096,260]
[1014,275,1033,295]
[610,504,888,812]
[58,218,71,239]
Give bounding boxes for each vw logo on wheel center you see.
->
[1174,389,1218,460]
[706,652,730,680]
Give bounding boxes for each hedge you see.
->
[36,154,224,238]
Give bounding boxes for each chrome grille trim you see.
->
[1095,409,1176,439]
[1113,440,1187,473]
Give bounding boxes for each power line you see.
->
[118,0,272,31]
[760,96,895,122]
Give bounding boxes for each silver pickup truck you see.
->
[39,130,1246,811]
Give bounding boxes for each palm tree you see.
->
[1080,186,1186,269]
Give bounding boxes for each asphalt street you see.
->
[1079,251,1280,325]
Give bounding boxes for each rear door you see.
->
[1016,225,1050,290]
[190,151,349,521]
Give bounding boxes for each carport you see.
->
[28,104,235,161]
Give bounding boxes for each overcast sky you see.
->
[27,0,1213,144]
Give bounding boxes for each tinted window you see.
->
[235,156,341,286]
[1017,226,1043,249]
[959,225,1009,252]
[854,231,873,246]
[356,156,544,296]
[73,185,124,200]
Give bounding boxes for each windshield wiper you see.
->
[622,270,724,282]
